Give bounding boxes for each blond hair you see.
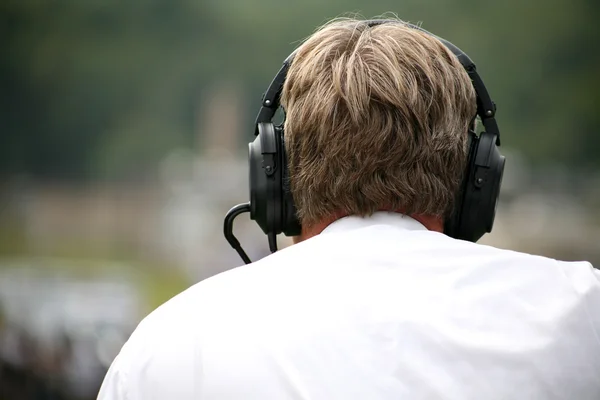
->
[281,18,476,228]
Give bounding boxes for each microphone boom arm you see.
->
[223,203,252,264]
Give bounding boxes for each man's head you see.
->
[281,18,476,233]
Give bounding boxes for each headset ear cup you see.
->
[249,123,301,237]
[445,131,505,242]
[249,123,283,235]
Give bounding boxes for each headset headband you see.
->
[255,20,500,144]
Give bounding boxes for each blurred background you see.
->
[1,0,599,398]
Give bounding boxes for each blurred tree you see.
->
[0,0,598,182]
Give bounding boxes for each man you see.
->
[99,18,600,399]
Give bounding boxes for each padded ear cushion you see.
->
[444,131,477,239]
[445,131,505,242]
[278,127,301,236]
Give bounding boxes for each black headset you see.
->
[225,20,506,264]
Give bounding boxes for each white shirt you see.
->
[98,212,600,400]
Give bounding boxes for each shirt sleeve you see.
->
[95,313,205,400]
[97,354,129,400]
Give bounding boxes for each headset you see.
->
[224,20,506,264]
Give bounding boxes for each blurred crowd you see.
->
[0,264,140,399]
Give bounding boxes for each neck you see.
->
[293,211,444,244]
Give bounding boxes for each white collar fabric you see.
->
[321,212,428,235]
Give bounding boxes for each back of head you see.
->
[281,18,476,228]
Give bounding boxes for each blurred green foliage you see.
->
[1,0,598,182]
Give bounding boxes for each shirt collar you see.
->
[320,212,428,235]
